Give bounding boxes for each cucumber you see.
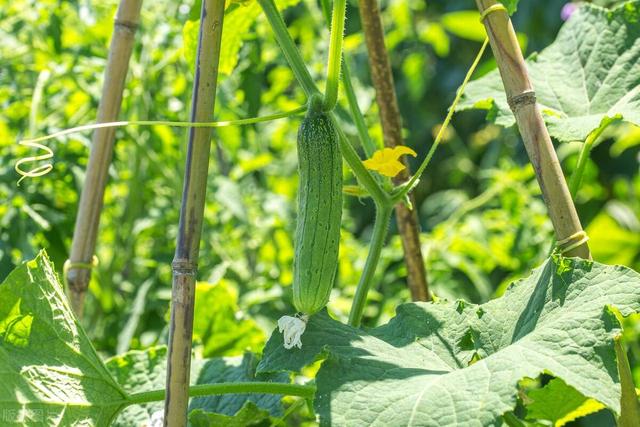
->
[292,99,342,315]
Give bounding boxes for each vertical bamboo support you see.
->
[475,0,590,259]
[163,0,225,425]
[357,0,430,301]
[65,0,143,314]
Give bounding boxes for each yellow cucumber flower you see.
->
[363,146,417,177]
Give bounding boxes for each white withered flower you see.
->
[277,314,308,349]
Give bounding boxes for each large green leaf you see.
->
[0,251,126,426]
[258,257,640,426]
[458,1,640,142]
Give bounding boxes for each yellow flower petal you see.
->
[363,146,417,177]
[378,160,406,177]
[391,146,417,158]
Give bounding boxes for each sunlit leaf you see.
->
[259,257,640,426]
[525,378,606,426]
[459,1,640,142]
[0,252,126,426]
[193,280,265,357]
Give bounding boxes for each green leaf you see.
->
[193,280,265,357]
[458,1,640,142]
[107,347,172,427]
[258,257,640,426]
[189,402,271,427]
[525,378,605,426]
[0,251,126,426]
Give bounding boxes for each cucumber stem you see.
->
[323,0,347,111]
[348,203,392,327]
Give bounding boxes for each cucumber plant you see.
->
[3,0,640,426]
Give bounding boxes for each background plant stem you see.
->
[164,1,225,425]
[615,337,640,427]
[356,0,430,302]
[476,0,590,260]
[65,0,143,316]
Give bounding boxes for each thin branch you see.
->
[356,0,430,301]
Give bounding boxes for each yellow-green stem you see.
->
[348,203,392,327]
[323,0,347,111]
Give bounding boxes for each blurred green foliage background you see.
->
[1,0,638,412]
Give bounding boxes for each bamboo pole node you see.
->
[479,3,508,22]
[557,230,590,255]
[114,19,139,31]
[507,90,537,113]
[171,258,198,276]
[63,256,99,279]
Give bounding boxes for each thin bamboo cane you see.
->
[163,0,225,425]
[356,0,430,301]
[65,0,143,315]
[475,0,590,259]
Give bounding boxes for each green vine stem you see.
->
[14,108,306,183]
[323,0,347,111]
[567,116,617,197]
[348,203,392,327]
[333,118,389,205]
[319,0,378,158]
[126,382,316,406]
[394,38,489,202]
[257,0,319,98]
[15,107,306,147]
[341,59,379,159]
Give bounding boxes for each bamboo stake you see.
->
[357,0,430,301]
[163,0,225,425]
[475,0,590,259]
[65,0,143,315]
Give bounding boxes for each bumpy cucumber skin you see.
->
[293,110,342,315]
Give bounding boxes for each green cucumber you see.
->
[292,98,342,315]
